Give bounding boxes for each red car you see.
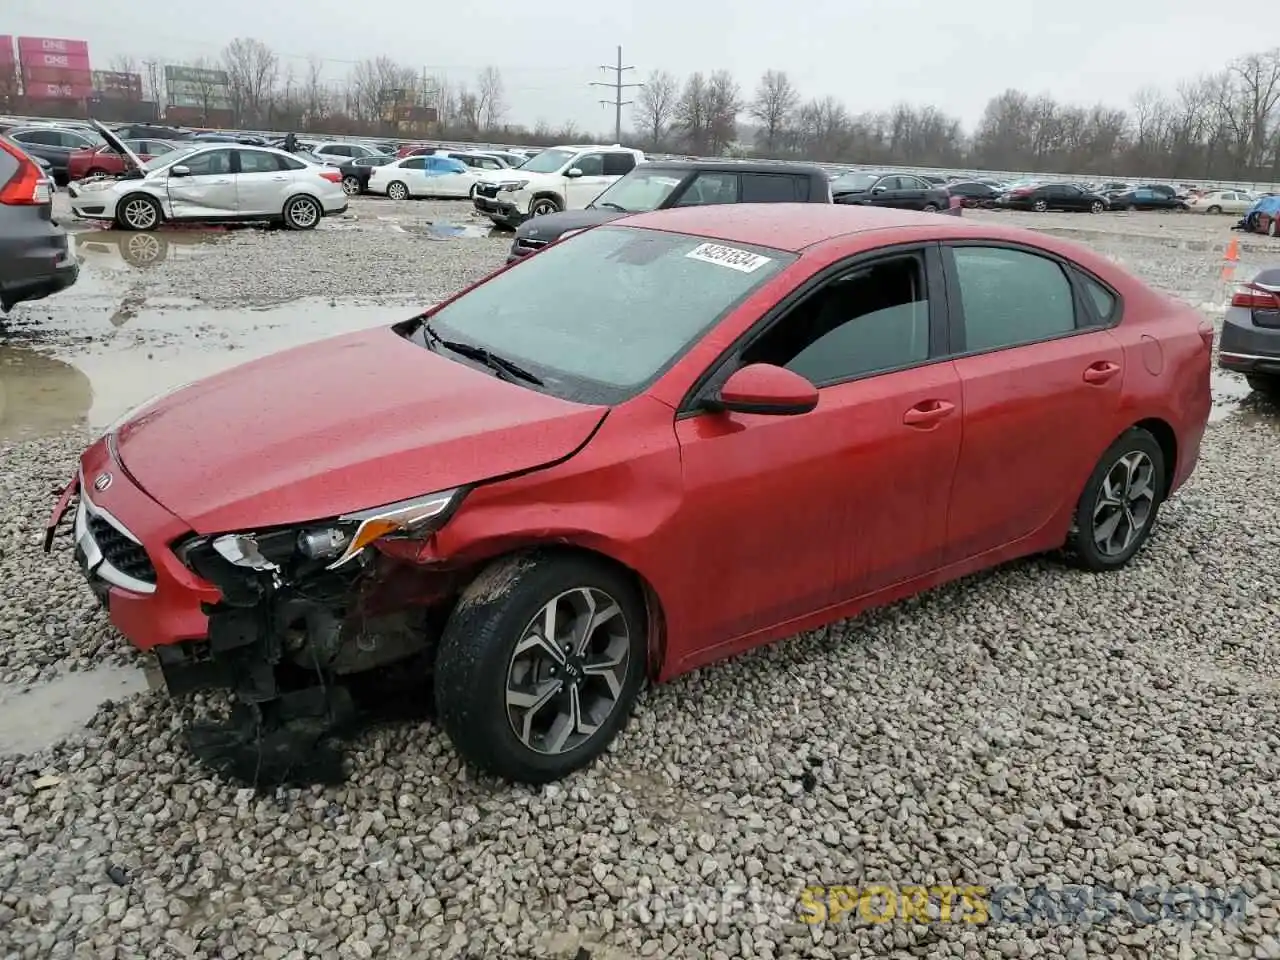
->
[66,138,177,181]
[47,205,1212,785]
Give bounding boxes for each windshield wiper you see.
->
[594,201,630,212]
[422,322,543,386]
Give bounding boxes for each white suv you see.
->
[473,144,644,228]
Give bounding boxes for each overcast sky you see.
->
[6,0,1277,134]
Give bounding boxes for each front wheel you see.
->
[116,194,162,231]
[283,195,321,230]
[341,175,361,197]
[434,552,648,783]
[530,197,561,218]
[1032,199,1048,212]
[1064,428,1166,571]
[1090,200,1105,214]
[387,180,409,201]
[1206,205,1222,215]
[469,183,479,198]
[921,203,939,213]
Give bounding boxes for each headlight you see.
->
[186,488,466,575]
[499,180,529,192]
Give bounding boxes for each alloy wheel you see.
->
[389,182,408,200]
[125,233,162,265]
[505,587,630,756]
[122,198,157,229]
[287,197,319,228]
[342,176,360,196]
[1092,451,1156,557]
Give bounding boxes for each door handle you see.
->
[272,176,288,181]
[903,399,956,426]
[1083,361,1121,384]
[212,179,232,184]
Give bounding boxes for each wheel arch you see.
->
[531,190,564,208]
[1130,417,1178,498]
[452,541,669,681]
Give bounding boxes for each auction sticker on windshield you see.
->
[685,242,773,273]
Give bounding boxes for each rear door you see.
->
[896,175,932,209]
[167,147,237,217]
[233,149,291,214]
[941,242,1124,563]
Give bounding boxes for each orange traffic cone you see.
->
[1221,237,1239,281]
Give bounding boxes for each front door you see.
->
[167,148,237,217]
[673,245,961,650]
[941,243,1125,563]
[564,152,611,208]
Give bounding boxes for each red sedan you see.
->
[48,204,1212,785]
[66,138,177,180]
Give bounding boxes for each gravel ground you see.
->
[2,204,1279,960]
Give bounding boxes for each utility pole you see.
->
[590,46,642,143]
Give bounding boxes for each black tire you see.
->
[1246,372,1280,396]
[435,551,648,783]
[1206,205,1222,215]
[469,183,479,198]
[1090,200,1105,214]
[115,193,163,231]
[530,196,561,217]
[1064,428,1166,571]
[922,203,939,213]
[341,175,361,197]
[282,194,322,230]
[387,180,409,201]
[86,167,108,178]
[1269,217,1279,238]
[1032,199,1048,212]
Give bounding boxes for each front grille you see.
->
[477,184,500,199]
[87,513,156,584]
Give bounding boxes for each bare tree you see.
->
[749,70,799,155]
[455,83,481,131]
[635,70,677,149]
[185,57,226,123]
[222,37,278,127]
[302,57,330,129]
[140,58,164,106]
[476,66,505,129]
[349,56,417,127]
[706,70,742,154]
[108,55,139,76]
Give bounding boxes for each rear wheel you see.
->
[116,194,162,231]
[387,180,409,201]
[1090,200,1105,214]
[922,202,939,213]
[1206,205,1222,214]
[434,552,648,783]
[1064,428,1165,571]
[283,195,321,230]
[341,175,360,197]
[1246,373,1280,396]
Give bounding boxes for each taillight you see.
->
[317,170,342,183]
[1229,283,1280,309]
[0,139,51,205]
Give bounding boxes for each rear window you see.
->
[417,226,795,404]
[1080,275,1117,324]
[741,174,802,202]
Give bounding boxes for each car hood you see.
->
[89,119,144,173]
[113,326,608,534]
[516,208,624,239]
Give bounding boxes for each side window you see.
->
[479,158,501,170]
[740,255,931,384]
[325,145,352,157]
[602,152,636,176]
[401,157,426,171]
[237,150,280,174]
[740,174,799,203]
[60,132,92,148]
[1079,275,1117,325]
[871,176,898,192]
[951,246,1076,352]
[445,159,469,173]
[573,154,605,176]
[675,172,740,206]
[15,130,55,145]
[794,178,811,201]
[181,149,233,176]
[900,177,929,190]
[277,154,306,171]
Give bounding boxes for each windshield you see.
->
[142,146,198,171]
[418,226,795,404]
[515,148,577,174]
[830,172,878,192]
[590,170,684,212]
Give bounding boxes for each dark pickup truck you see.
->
[507,160,832,263]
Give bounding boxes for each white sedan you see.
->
[1187,190,1256,215]
[367,154,484,200]
[67,121,348,231]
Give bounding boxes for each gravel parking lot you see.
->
[1,198,1278,960]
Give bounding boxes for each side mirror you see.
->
[564,167,584,179]
[872,186,887,194]
[169,164,190,177]
[705,363,818,417]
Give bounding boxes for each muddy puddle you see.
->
[0,665,149,755]
[1,294,428,438]
[1210,368,1280,424]
[72,227,223,270]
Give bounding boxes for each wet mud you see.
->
[0,665,150,755]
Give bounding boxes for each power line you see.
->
[590,46,642,143]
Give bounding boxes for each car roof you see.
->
[640,160,828,177]
[615,203,1124,266]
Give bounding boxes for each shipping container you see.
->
[0,36,15,65]
[17,36,90,59]
[164,105,233,127]
[91,70,144,100]
[22,65,92,86]
[23,51,92,72]
[24,81,93,100]
[87,97,159,123]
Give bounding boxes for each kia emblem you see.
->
[93,473,112,492]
